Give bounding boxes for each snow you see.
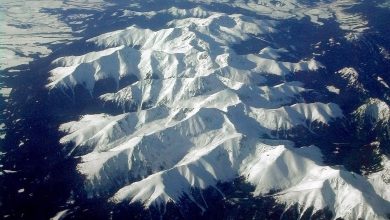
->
[0,87,11,99]
[369,156,390,202]
[379,1,390,9]
[330,0,369,35]
[48,16,321,93]
[337,67,366,92]
[43,0,390,219]
[50,209,70,220]
[327,85,341,94]
[377,76,390,89]
[211,0,367,38]
[354,98,390,123]
[248,102,343,131]
[3,170,17,174]
[0,122,6,139]
[246,145,390,220]
[111,142,390,219]
[0,0,112,70]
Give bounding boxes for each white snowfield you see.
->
[48,1,390,219]
[0,0,111,70]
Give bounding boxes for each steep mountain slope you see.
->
[39,0,390,219]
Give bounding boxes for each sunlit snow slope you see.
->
[47,1,389,219]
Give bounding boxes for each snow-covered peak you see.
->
[111,142,390,219]
[47,13,321,93]
[88,13,276,49]
[354,98,390,124]
[46,1,389,219]
[337,67,366,92]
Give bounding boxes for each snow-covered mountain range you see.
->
[1,0,390,219]
[42,1,390,219]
